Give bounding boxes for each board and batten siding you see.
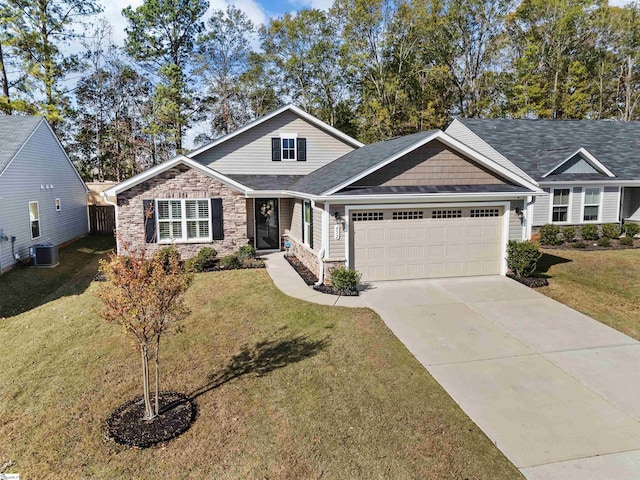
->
[0,121,88,271]
[192,110,356,175]
[509,200,524,241]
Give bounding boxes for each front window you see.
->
[583,187,601,222]
[303,200,311,245]
[552,189,570,222]
[29,201,40,239]
[282,138,296,160]
[157,199,211,242]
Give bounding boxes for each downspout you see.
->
[313,199,326,286]
[102,192,119,254]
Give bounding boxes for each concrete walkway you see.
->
[263,253,640,479]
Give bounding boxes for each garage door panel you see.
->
[352,206,504,281]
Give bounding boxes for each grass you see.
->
[0,235,115,318]
[537,248,640,340]
[0,237,522,479]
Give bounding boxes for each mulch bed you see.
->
[541,239,639,251]
[106,391,196,448]
[285,254,359,296]
[507,273,549,288]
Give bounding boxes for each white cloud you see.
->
[288,0,332,10]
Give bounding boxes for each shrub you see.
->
[539,224,562,245]
[330,266,361,294]
[561,226,576,243]
[580,224,599,241]
[154,246,181,271]
[597,237,611,247]
[506,240,542,278]
[619,236,634,246]
[624,223,640,238]
[601,223,620,239]
[185,247,217,272]
[242,257,264,268]
[221,254,240,269]
[571,241,587,249]
[237,245,256,263]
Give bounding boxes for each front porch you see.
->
[622,187,640,223]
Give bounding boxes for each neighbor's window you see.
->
[303,200,312,245]
[583,187,601,222]
[157,199,211,242]
[55,198,61,211]
[282,138,296,160]
[552,188,570,222]
[29,201,40,239]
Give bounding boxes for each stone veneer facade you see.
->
[285,235,346,285]
[117,165,248,258]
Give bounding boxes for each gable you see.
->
[349,140,511,189]
[190,109,357,176]
[549,154,600,175]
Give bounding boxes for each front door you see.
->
[255,198,280,250]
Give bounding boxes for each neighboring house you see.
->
[0,116,89,272]
[104,104,543,283]
[446,119,640,238]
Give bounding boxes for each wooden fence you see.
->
[89,205,115,235]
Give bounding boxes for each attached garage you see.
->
[349,206,505,281]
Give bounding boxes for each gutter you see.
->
[102,192,119,253]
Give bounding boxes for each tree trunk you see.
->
[154,335,160,416]
[0,43,11,114]
[141,344,155,421]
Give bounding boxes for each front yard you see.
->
[0,238,521,479]
[538,248,640,340]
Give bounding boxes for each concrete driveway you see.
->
[361,276,640,480]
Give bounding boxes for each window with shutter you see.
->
[154,198,214,243]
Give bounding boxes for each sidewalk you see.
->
[262,252,366,308]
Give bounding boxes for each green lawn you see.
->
[538,248,640,340]
[0,237,522,479]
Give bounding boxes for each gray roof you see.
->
[288,131,437,195]
[339,184,534,196]
[0,116,44,175]
[457,118,640,181]
[226,174,305,190]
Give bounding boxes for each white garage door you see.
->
[351,207,504,281]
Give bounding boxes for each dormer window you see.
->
[271,134,306,162]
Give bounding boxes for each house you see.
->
[0,116,89,272]
[445,118,640,240]
[104,104,549,283]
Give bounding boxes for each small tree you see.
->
[96,245,193,420]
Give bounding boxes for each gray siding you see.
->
[328,204,346,259]
[290,199,303,243]
[602,186,620,222]
[445,119,533,182]
[0,122,88,271]
[553,155,598,175]
[313,203,323,253]
[532,189,551,226]
[192,110,356,176]
[571,187,583,224]
[509,200,524,241]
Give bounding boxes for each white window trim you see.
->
[582,186,603,223]
[303,200,312,246]
[55,198,61,212]
[279,132,298,162]
[155,198,212,244]
[29,201,41,240]
[549,187,573,224]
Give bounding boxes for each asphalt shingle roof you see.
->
[339,184,533,195]
[226,174,305,190]
[457,118,640,181]
[288,131,438,195]
[0,116,43,175]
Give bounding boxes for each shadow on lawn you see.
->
[0,235,114,318]
[190,334,329,400]
[537,252,572,275]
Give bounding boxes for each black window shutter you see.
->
[143,199,157,243]
[211,198,223,240]
[297,138,306,161]
[309,206,313,249]
[271,138,281,161]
